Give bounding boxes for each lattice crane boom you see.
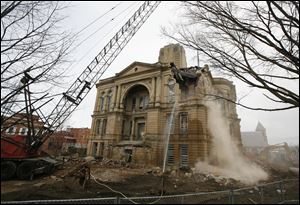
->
[32,1,161,149]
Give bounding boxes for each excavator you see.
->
[1,1,161,180]
[259,142,298,167]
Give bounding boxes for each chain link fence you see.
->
[1,179,298,204]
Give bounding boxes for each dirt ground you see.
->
[1,158,299,203]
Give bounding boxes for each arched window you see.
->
[168,79,175,103]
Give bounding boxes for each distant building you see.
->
[1,113,44,137]
[87,44,242,168]
[241,122,269,152]
[42,127,90,156]
[67,127,90,149]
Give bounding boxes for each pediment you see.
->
[116,61,161,78]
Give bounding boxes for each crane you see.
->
[259,142,297,166]
[1,1,161,180]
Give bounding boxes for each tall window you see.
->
[168,79,175,103]
[107,91,112,111]
[100,95,105,112]
[179,112,188,135]
[167,144,174,165]
[95,119,101,135]
[180,144,189,167]
[101,119,107,136]
[132,97,136,111]
[139,96,149,110]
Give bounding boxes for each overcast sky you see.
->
[60,1,299,146]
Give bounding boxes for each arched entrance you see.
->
[121,84,149,141]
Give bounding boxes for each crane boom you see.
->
[1,1,161,180]
[31,1,161,149]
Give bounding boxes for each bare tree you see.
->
[1,1,74,123]
[163,1,299,110]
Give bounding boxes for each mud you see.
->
[1,159,299,203]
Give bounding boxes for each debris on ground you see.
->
[1,156,299,203]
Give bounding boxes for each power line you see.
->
[63,2,140,76]
[72,2,138,53]
[73,2,123,38]
[71,2,141,70]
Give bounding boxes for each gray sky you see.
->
[60,1,299,146]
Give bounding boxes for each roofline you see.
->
[96,61,168,87]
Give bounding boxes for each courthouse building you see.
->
[87,44,242,168]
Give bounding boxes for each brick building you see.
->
[87,44,242,168]
[42,128,90,156]
[68,127,91,149]
[1,113,44,137]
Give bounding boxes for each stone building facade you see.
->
[87,44,241,168]
[241,122,269,153]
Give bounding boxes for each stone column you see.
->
[91,119,96,136]
[87,140,92,156]
[103,91,107,112]
[150,77,156,107]
[116,85,121,109]
[130,119,135,141]
[96,142,101,156]
[112,86,117,110]
[155,76,161,107]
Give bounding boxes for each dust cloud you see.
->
[194,100,268,185]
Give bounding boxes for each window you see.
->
[168,79,175,103]
[101,119,107,136]
[139,96,149,110]
[107,91,112,111]
[6,126,16,135]
[136,122,145,141]
[167,144,174,165]
[132,98,136,111]
[180,144,189,167]
[19,127,28,135]
[180,113,188,135]
[121,120,130,140]
[95,119,101,135]
[100,94,105,112]
[92,142,98,156]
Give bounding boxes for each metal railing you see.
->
[1,179,298,204]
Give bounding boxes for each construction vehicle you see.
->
[1,1,161,180]
[259,142,297,166]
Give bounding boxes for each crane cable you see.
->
[90,172,165,204]
[73,2,123,38]
[70,2,138,58]
[68,2,141,71]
